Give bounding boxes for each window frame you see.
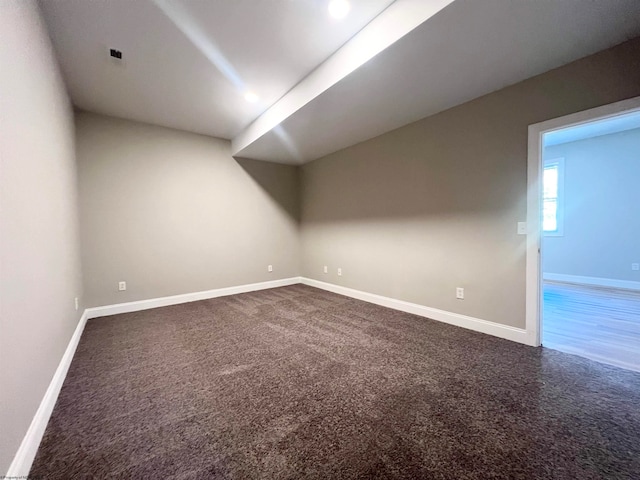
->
[542,157,565,237]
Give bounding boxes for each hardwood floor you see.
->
[543,281,640,372]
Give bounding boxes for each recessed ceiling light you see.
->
[244,91,259,103]
[328,0,350,19]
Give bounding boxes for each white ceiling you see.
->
[40,0,640,164]
[234,0,640,163]
[544,110,640,146]
[39,0,395,139]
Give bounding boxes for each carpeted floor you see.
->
[31,285,640,479]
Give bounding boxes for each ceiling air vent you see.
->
[109,48,122,60]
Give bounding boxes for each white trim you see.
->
[86,277,302,319]
[6,310,89,478]
[6,273,542,477]
[301,277,533,346]
[544,273,640,291]
[527,96,640,348]
[5,277,301,477]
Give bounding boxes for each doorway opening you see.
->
[526,97,640,372]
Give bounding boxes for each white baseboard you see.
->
[300,277,533,346]
[5,277,301,477]
[7,275,533,476]
[544,273,640,291]
[6,310,89,478]
[86,277,302,319]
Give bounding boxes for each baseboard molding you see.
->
[301,277,533,346]
[5,277,302,477]
[86,277,302,319]
[6,310,89,478]
[6,275,533,476]
[544,273,640,291]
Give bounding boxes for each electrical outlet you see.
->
[456,287,464,299]
[268,264,273,272]
[118,281,126,291]
[74,297,79,311]
[323,265,328,274]
[632,263,640,271]
[337,268,342,276]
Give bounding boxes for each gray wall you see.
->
[543,128,640,282]
[301,37,640,329]
[0,0,84,473]
[77,112,300,308]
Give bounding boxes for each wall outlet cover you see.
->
[517,222,527,235]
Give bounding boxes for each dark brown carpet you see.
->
[31,285,640,479]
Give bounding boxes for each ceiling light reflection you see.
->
[244,91,259,103]
[328,0,350,19]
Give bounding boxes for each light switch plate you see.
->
[517,222,527,235]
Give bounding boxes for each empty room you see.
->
[2,0,640,478]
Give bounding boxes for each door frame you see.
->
[525,95,640,347]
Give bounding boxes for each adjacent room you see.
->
[2,0,640,478]
[541,112,640,371]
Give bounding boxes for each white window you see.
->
[543,157,564,236]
